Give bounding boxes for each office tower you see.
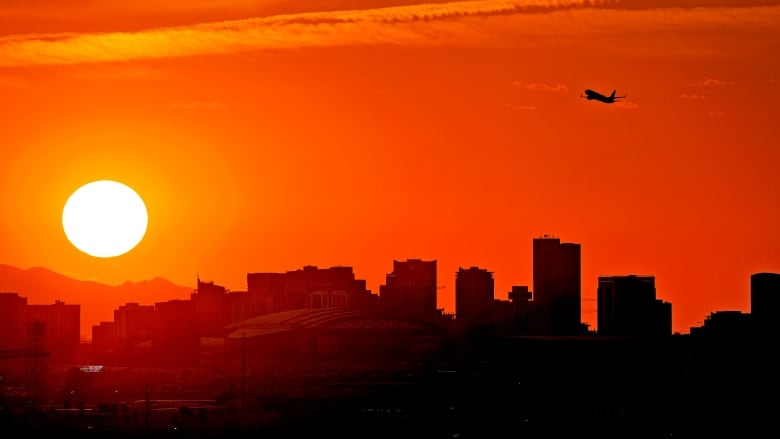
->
[380,259,437,320]
[153,299,199,365]
[507,286,533,334]
[0,292,28,351]
[91,321,116,352]
[751,272,780,333]
[191,278,230,337]
[597,275,672,336]
[27,300,80,364]
[246,272,285,316]
[532,235,582,335]
[247,265,373,316]
[455,266,494,327]
[114,302,155,352]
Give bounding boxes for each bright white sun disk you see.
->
[62,180,148,258]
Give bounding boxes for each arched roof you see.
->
[225,308,446,339]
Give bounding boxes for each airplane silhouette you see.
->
[581,89,626,104]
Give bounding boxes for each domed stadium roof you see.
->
[225,308,446,339]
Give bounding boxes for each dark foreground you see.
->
[2,334,778,438]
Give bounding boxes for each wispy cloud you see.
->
[691,78,734,87]
[679,93,705,100]
[0,0,777,67]
[610,100,639,110]
[0,0,621,67]
[516,81,568,92]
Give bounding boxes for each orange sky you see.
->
[1,0,779,336]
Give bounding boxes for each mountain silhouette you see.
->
[0,264,193,340]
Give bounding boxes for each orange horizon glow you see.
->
[1,0,779,338]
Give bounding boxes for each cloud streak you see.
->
[691,78,734,87]
[519,82,569,92]
[0,0,778,67]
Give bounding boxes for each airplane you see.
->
[581,89,626,104]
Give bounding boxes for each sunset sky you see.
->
[1,0,779,336]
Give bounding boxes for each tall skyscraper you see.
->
[532,235,582,335]
[27,300,80,364]
[91,321,116,352]
[153,299,199,365]
[0,292,28,351]
[751,272,780,334]
[455,266,494,327]
[597,275,672,336]
[191,279,230,337]
[380,259,437,320]
[114,302,155,352]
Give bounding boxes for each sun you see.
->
[62,180,148,258]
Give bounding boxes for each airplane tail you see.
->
[609,90,616,99]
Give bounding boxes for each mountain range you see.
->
[0,264,193,340]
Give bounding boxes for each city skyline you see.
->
[2,244,773,339]
[1,1,779,351]
[3,265,775,438]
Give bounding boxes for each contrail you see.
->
[0,0,776,67]
[0,1,618,66]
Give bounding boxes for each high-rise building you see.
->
[153,299,199,365]
[227,290,250,324]
[27,300,80,364]
[246,272,285,315]
[597,275,672,336]
[751,272,780,333]
[506,286,533,334]
[455,266,494,327]
[191,279,230,337]
[114,302,155,352]
[380,259,437,320]
[247,266,374,316]
[532,235,582,335]
[91,321,116,352]
[0,292,28,351]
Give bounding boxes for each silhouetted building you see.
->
[153,299,199,365]
[27,300,80,364]
[191,278,230,337]
[455,266,494,328]
[493,299,515,335]
[503,286,533,334]
[597,275,672,336]
[246,272,285,316]
[531,235,583,335]
[690,310,753,338]
[751,272,780,334]
[380,259,438,321]
[114,302,155,352]
[225,308,446,364]
[91,321,115,352]
[25,320,46,395]
[0,292,28,351]
[227,290,250,323]
[247,266,374,316]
